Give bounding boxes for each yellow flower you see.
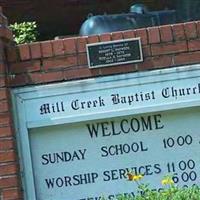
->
[127,172,134,181]
[161,177,174,185]
[134,174,143,181]
[127,172,143,181]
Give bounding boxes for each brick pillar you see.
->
[0,7,22,200]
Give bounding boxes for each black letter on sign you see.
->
[40,103,50,115]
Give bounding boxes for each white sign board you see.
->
[12,65,200,200]
[30,108,200,200]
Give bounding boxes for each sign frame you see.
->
[11,64,200,200]
[86,37,143,68]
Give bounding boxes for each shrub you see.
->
[114,185,200,200]
[9,21,38,44]
[102,173,200,200]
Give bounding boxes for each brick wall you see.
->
[7,20,200,88]
[1,6,200,200]
[0,7,22,200]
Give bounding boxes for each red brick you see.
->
[123,30,136,39]
[184,22,197,39]
[147,27,160,44]
[100,64,136,75]
[188,40,200,51]
[0,100,9,112]
[2,188,22,200]
[43,71,64,83]
[5,28,13,40]
[30,71,64,84]
[0,88,7,100]
[87,35,99,44]
[172,24,186,41]
[151,41,187,56]
[111,31,123,40]
[0,163,18,176]
[0,26,10,39]
[0,175,18,188]
[0,113,10,125]
[0,52,4,64]
[0,53,4,63]
[63,38,76,54]
[64,66,99,80]
[159,25,173,42]
[8,74,28,87]
[0,27,6,39]
[52,39,64,56]
[0,39,4,51]
[174,51,200,65]
[135,28,148,45]
[0,63,5,73]
[137,57,154,71]
[88,68,101,77]
[196,21,200,38]
[142,45,151,57]
[28,73,43,84]
[9,60,41,74]
[30,42,41,59]
[6,46,18,63]
[0,76,6,87]
[78,53,88,66]
[99,33,111,42]
[0,150,16,162]
[1,27,9,39]
[41,41,53,58]
[152,55,173,69]
[43,56,77,70]
[18,44,30,61]
[0,126,12,137]
[0,138,14,150]
[77,37,87,53]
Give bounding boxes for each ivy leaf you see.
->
[9,21,38,44]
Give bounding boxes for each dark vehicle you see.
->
[80,0,200,36]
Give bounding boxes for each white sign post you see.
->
[12,64,200,200]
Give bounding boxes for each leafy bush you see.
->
[9,21,38,44]
[102,173,200,200]
[114,185,200,200]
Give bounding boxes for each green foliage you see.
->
[102,174,200,200]
[112,185,200,200]
[9,21,38,44]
